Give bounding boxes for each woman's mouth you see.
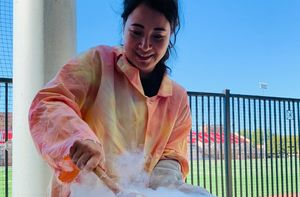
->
[136,52,153,61]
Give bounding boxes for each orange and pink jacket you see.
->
[29,46,192,195]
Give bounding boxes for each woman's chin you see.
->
[135,66,154,78]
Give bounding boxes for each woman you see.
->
[29,0,212,196]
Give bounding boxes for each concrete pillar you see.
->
[44,0,76,82]
[13,0,76,196]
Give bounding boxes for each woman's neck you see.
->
[140,64,165,97]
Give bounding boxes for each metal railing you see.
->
[187,90,300,197]
[0,78,12,197]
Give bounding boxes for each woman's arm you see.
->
[28,48,103,180]
[160,92,191,178]
[149,93,214,195]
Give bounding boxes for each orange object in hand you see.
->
[58,156,80,183]
[59,156,121,194]
[58,156,145,196]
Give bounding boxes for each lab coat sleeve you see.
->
[161,92,192,179]
[28,48,103,180]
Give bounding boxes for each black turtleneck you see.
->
[140,64,165,97]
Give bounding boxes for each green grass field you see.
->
[0,166,12,197]
[186,157,300,197]
[1,158,299,197]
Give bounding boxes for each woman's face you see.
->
[123,3,171,78]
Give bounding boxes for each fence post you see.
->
[5,82,8,197]
[224,89,232,197]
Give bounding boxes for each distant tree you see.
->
[239,129,270,145]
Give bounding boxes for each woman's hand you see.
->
[69,139,105,171]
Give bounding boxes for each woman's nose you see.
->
[139,37,152,51]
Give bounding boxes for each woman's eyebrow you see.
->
[131,23,166,32]
[131,23,144,28]
[154,27,166,32]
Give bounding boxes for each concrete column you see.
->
[13,0,76,196]
[44,0,76,82]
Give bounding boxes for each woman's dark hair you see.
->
[121,0,180,73]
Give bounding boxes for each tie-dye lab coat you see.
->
[29,45,192,195]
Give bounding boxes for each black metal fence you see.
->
[0,78,12,197]
[1,82,300,197]
[187,90,300,197]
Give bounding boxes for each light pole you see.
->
[259,82,268,96]
[259,82,268,159]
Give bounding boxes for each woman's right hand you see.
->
[69,139,105,171]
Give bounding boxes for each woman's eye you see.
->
[131,30,142,36]
[153,35,164,40]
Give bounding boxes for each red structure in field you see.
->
[188,130,250,144]
[187,125,255,159]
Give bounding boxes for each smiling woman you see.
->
[122,3,171,96]
[123,3,171,78]
[123,4,171,78]
[28,0,213,196]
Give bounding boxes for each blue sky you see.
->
[76,0,300,99]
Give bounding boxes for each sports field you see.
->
[1,158,299,197]
[0,166,12,197]
[186,158,300,197]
